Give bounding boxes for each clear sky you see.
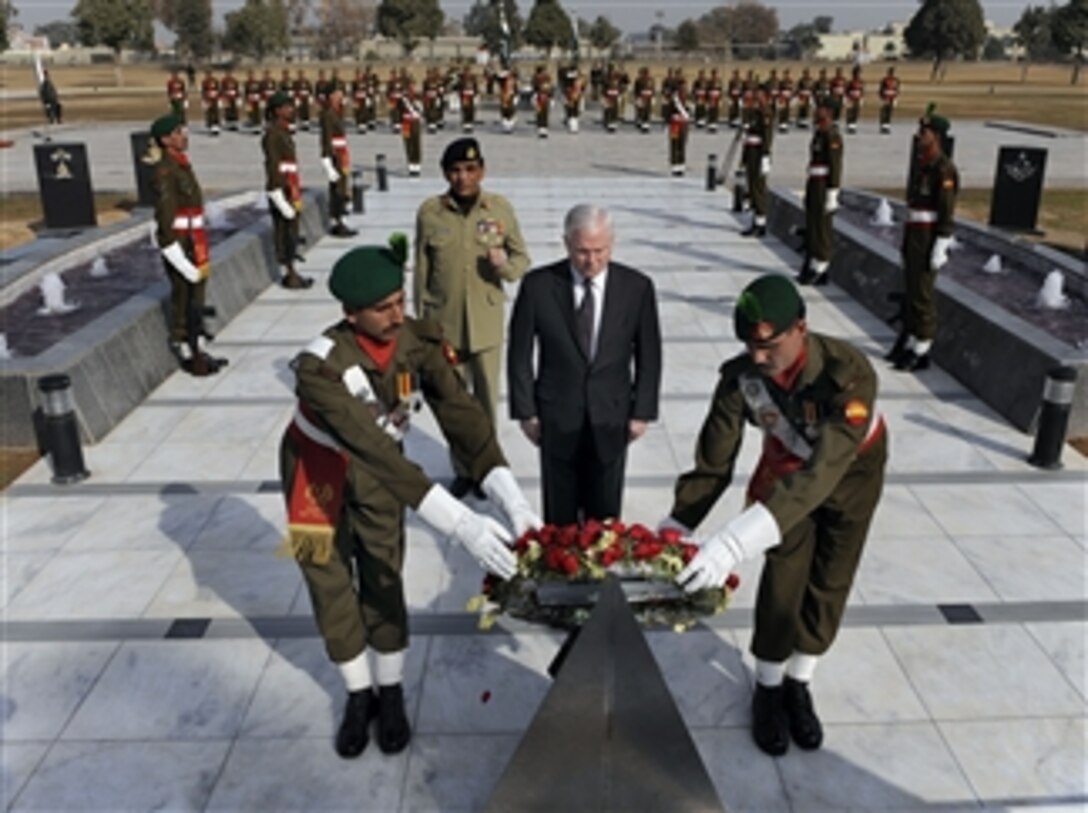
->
[14,0,1030,36]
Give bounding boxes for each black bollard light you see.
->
[706,154,717,191]
[732,179,744,213]
[1028,366,1078,470]
[37,374,90,485]
[376,154,388,192]
[351,167,365,214]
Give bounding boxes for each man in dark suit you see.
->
[508,205,662,524]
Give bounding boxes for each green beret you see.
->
[734,275,806,342]
[268,91,293,110]
[150,113,182,139]
[329,235,409,309]
[441,137,484,169]
[920,102,951,135]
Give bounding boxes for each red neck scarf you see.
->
[167,148,190,168]
[355,332,397,374]
[770,342,808,393]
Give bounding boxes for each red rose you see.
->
[629,523,653,542]
[633,541,663,560]
[607,520,626,535]
[482,574,498,595]
[539,525,558,547]
[725,573,741,591]
[659,528,683,545]
[600,547,620,567]
[545,547,565,572]
[560,552,580,575]
[681,543,699,564]
[558,525,579,548]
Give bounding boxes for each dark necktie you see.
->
[577,277,595,357]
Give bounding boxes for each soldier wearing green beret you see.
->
[150,113,226,376]
[797,99,843,286]
[660,274,887,758]
[888,106,959,371]
[414,138,530,497]
[262,92,312,290]
[280,237,541,759]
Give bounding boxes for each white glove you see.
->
[416,485,517,580]
[825,188,840,213]
[161,242,201,283]
[481,466,542,539]
[760,155,771,176]
[268,188,295,220]
[321,156,340,183]
[931,235,952,271]
[656,516,692,538]
[676,503,780,594]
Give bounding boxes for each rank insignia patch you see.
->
[442,341,459,366]
[844,399,869,426]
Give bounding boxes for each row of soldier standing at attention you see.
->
[149,106,954,760]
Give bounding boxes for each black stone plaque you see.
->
[989,146,1047,233]
[33,142,96,229]
[130,131,158,207]
[487,576,726,813]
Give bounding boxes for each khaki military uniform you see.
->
[670,334,887,662]
[805,124,843,265]
[281,319,506,662]
[153,150,208,343]
[413,192,530,453]
[743,106,774,220]
[903,153,959,341]
[262,119,302,266]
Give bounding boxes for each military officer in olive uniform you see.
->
[263,92,313,290]
[661,274,886,757]
[319,85,357,238]
[741,87,774,237]
[150,113,226,376]
[414,139,530,497]
[889,108,959,372]
[878,67,900,134]
[666,87,692,176]
[797,101,843,286]
[282,239,541,758]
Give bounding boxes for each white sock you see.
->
[786,652,820,683]
[374,649,405,687]
[914,338,932,356]
[812,260,829,275]
[755,658,787,688]
[338,650,372,693]
[905,334,918,351]
[755,215,767,226]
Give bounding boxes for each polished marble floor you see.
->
[2,176,1085,812]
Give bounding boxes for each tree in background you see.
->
[587,14,620,52]
[1,1,17,52]
[223,0,289,61]
[729,0,778,56]
[376,0,443,56]
[72,0,154,84]
[783,21,821,60]
[171,0,213,60]
[35,20,82,49]
[1014,6,1057,80]
[904,0,986,80]
[696,7,733,53]
[813,15,833,34]
[317,0,375,58]
[982,35,1009,60]
[675,19,699,52]
[463,0,524,57]
[523,0,574,55]
[1052,0,1088,83]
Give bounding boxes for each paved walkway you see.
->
[2,175,1086,812]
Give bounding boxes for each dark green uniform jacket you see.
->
[805,124,843,264]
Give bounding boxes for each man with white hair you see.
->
[508,205,662,524]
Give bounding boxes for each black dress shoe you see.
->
[335,689,376,758]
[740,224,767,238]
[796,264,818,285]
[884,333,909,363]
[751,683,790,756]
[376,684,412,754]
[783,677,823,750]
[449,476,475,499]
[894,349,931,372]
[330,223,358,238]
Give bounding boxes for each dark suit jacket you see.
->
[508,259,662,463]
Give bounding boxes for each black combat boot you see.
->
[751,683,790,756]
[335,688,376,758]
[884,333,909,364]
[376,684,412,754]
[894,348,931,372]
[783,677,824,750]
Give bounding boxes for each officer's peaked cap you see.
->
[441,137,484,170]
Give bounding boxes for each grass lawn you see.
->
[0,191,139,250]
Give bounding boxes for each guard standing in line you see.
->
[765,68,780,126]
[244,70,263,131]
[315,69,330,109]
[776,69,793,133]
[601,69,621,133]
[633,66,655,132]
[666,86,692,176]
[829,67,846,124]
[319,85,358,238]
[221,69,240,130]
[459,67,478,132]
[879,67,900,134]
[693,69,708,128]
[386,70,404,131]
[413,138,531,497]
[795,68,813,128]
[150,113,226,376]
[845,66,864,134]
[741,87,774,237]
[423,68,443,133]
[263,92,313,290]
[661,274,887,758]
[294,69,314,131]
[888,107,959,372]
[399,84,424,176]
[498,67,518,133]
[563,65,584,133]
[352,68,370,134]
[706,68,723,133]
[281,238,541,759]
[167,70,188,123]
[812,68,829,114]
[200,70,220,135]
[278,68,293,95]
[727,68,743,128]
[797,100,843,286]
[260,69,277,126]
[532,64,553,137]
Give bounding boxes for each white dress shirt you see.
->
[570,264,608,360]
